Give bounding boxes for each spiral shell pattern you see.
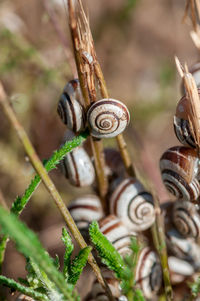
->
[99,215,135,257]
[68,195,104,230]
[16,295,35,301]
[168,256,195,284]
[87,99,130,138]
[160,146,200,201]
[109,178,155,232]
[135,247,162,299]
[173,200,200,238]
[57,79,86,132]
[61,146,95,187]
[166,228,200,267]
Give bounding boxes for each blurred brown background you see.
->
[0,0,198,299]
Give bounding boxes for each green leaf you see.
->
[61,228,74,280]
[0,275,48,301]
[133,289,145,301]
[0,206,77,301]
[68,247,91,285]
[89,221,124,279]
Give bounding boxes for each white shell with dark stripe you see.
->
[68,195,104,229]
[61,146,95,187]
[168,256,195,284]
[174,116,196,148]
[160,146,200,201]
[173,200,200,238]
[16,295,35,301]
[99,215,135,257]
[166,228,200,268]
[90,268,122,300]
[109,178,155,232]
[135,247,162,299]
[87,99,130,138]
[57,79,86,132]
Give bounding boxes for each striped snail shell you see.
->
[135,247,162,299]
[90,268,123,300]
[16,295,35,301]
[87,99,130,138]
[61,146,95,187]
[172,200,200,238]
[109,177,155,232]
[166,228,200,268]
[168,256,195,284]
[160,146,200,201]
[174,90,200,148]
[98,215,135,257]
[68,195,104,230]
[57,79,86,132]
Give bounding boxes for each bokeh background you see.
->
[0,0,198,299]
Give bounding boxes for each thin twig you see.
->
[0,81,106,294]
[68,0,109,210]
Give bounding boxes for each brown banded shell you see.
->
[174,90,200,148]
[87,98,130,138]
[98,215,135,257]
[168,256,195,284]
[160,146,200,201]
[16,295,35,301]
[57,79,86,132]
[68,195,104,230]
[61,146,95,187]
[109,177,155,232]
[173,200,200,238]
[166,228,200,268]
[135,247,162,299]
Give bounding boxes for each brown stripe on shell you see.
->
[70,152,80,187]
[63,92,77,132]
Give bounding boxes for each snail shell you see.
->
[104,148,126,180]
[87,99,130,138]
[173,200,200,238]
[135,247,162,299]
[16,295,35,301]
[61,146,95,187]
[160,146,200,201]
[109,177,155,232]
[90,268,123,300]
[166,228,200,268]
[68,195,104,230]
[174,90,200,148]
[98,215,135,257]
[57,79,86,132]
[168,256,195,284]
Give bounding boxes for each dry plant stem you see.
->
[0,190,9,211]
[68,0,109,209]
[0,82,107,294]
[94,62,136,177]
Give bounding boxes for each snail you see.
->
[87,98,130,138]
[16,295,35,301]
[89,268,124,300]
[172,200,200,238]
[174,90,200,148]
[168,256,195,284]
[166,228,200,269]
[68,195,104,230]
[57,79,86,132]
[109,177,155,232]
[98,215,135,257]
[135,247,162,299]
[160,146,200,201]
[61,145,95,187]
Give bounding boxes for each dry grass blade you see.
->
[183,0,197,30]
[175,56,200,155]
[190,28,200,50]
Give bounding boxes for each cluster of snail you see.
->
[159,62,200,288]
[57,80,161,300]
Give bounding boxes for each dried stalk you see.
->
[68,0,109,210]
[0,81,108,296]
